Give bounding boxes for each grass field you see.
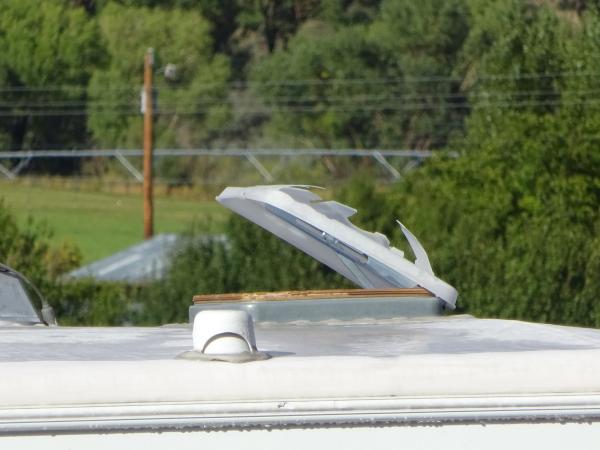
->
[0,182,228,264]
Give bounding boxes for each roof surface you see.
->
[2,316,600,407]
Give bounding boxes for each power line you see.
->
[3,87,595,108]
[0,71,599,93]
[2,97,600,117]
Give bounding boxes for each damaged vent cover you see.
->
[217,185,457,309]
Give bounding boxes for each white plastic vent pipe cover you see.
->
[216,185,458,309]
[193,310,257,354]
[180,310,269,362]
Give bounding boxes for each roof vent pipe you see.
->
[179,310,269,363]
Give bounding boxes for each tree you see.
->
[238,1,321,54]
[249,0,471,153]
[96,0,241,54]
[251,23,384,150]
[368,0,470,149]
[458,0,567,116]
[338,2,600,327]
[87,3,231,182]
[0,0,104,172]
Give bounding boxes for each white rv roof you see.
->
[1,316,600,407]
[1,316,600,432]
[216,185,458,308]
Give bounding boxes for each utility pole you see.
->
[143,48,154,239]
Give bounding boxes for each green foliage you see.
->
[250,0,470,150]
[87,3,230,152]
[2,0,600,328]
[460,0,565,77]
[458,0,567,121]
[318,0,382,25]
[86,3,232,184]
[0,200,55,287]
[369,0,470,148]
[0,199,136,326]
[372,0,469,68]
[130,0,600,328]
[338,112,600,327]
[44,278,135,326]
[0,0,104,164]
[238,1,321,53]
[251,23,383,148]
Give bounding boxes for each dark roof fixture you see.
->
[0,263,56,326]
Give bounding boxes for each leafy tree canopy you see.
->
[87,3,230,149]
[0,0,103,171]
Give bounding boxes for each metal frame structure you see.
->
[0,148,453,183]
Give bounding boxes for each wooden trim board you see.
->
[193,288,433,303]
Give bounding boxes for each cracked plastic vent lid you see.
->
[216,185,457,309]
